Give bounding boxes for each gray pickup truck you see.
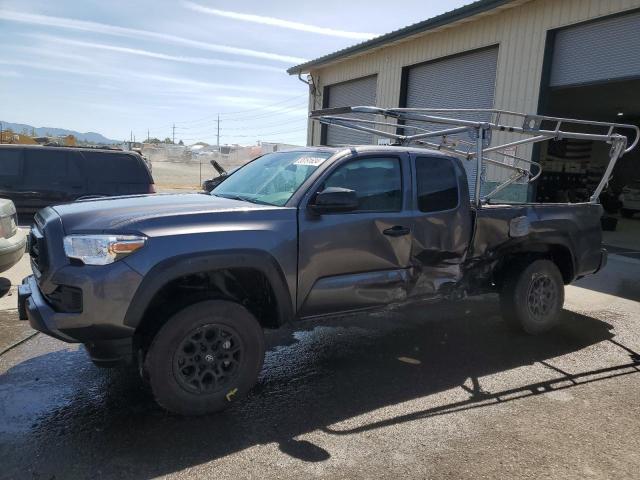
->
[18,145,607,415]
[20,107,635,415]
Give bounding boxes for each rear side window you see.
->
[24,149,81,181]
[415,156,459,212]
[0,149,22,176]
[324,157,402,212]
[84,153,149,183]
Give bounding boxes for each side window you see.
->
[323,157,402,212]
[86,153,147,183]
[25,149,71,181]
[415,156,459,212]
[0,149,22,177]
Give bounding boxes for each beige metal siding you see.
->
[307,0,640,182]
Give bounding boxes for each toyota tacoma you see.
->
[18,145,608,415]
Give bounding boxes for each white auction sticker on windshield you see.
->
[293,156,327,166]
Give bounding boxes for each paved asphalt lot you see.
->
[0,252,639,479]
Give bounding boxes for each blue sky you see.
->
[0,0,468,145]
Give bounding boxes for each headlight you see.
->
[63,235,146,265]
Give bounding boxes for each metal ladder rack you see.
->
[310,106,639,206]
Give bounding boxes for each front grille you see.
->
[29,225,48,278]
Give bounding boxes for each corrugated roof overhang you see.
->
[287,0,519,75]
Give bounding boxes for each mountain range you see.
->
[0,121,120,144]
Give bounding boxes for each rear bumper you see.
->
[18,275,135,366]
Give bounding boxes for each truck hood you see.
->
[52,193,277,233]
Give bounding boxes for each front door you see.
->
[297,154,414,318]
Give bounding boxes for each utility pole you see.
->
[172,123,176,144]
[0,122,3,144]
[217,114,220,150]
[147,129,150,143]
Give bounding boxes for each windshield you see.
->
[211,151,332,206]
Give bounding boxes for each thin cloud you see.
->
[0,58,115,79]
[0,57,293,97]
[133,72,294,96]
[0,9,306,64]
[183,1,378,40]
[0,70,22,78]
[34,34,284,73]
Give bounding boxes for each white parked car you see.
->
[0,198,26,273]
[620,181,640,218]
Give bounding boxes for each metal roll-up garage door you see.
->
[325,75,377,146]
[550,11,640,87]
[404,47,499,198]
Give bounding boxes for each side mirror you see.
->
[309,187,358,214]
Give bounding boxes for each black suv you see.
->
[0,145,155,214]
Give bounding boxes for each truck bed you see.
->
[468,202,605,283]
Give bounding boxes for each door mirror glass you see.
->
[309,187,358,214]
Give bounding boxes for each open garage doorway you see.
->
[536,11,640,257]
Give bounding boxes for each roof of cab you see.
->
[0,144,140,156]
[294,144,458,159]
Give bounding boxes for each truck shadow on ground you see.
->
[1,298,638,478]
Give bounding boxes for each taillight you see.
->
[148,183,157,193]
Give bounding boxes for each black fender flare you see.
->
[495,238,577,284]
[123,249,294,329]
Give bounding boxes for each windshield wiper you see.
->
[212,193,274,206]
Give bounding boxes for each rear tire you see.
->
[146,300,265,415]
[499,259,565,335]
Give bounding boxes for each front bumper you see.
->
[18,275,75,342]
[18,273,138,366]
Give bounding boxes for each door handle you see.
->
[383,225,411,237]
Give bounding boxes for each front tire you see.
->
[146,300,265,415]
[499,259,565,335]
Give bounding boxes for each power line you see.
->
[173,116,306,136]
[179,127,307,142]
[164,93,308,127]
[173,102,308,129]
[178,127,307,143]
[218,93,308,117]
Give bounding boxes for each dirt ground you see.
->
[150,160,219,191]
